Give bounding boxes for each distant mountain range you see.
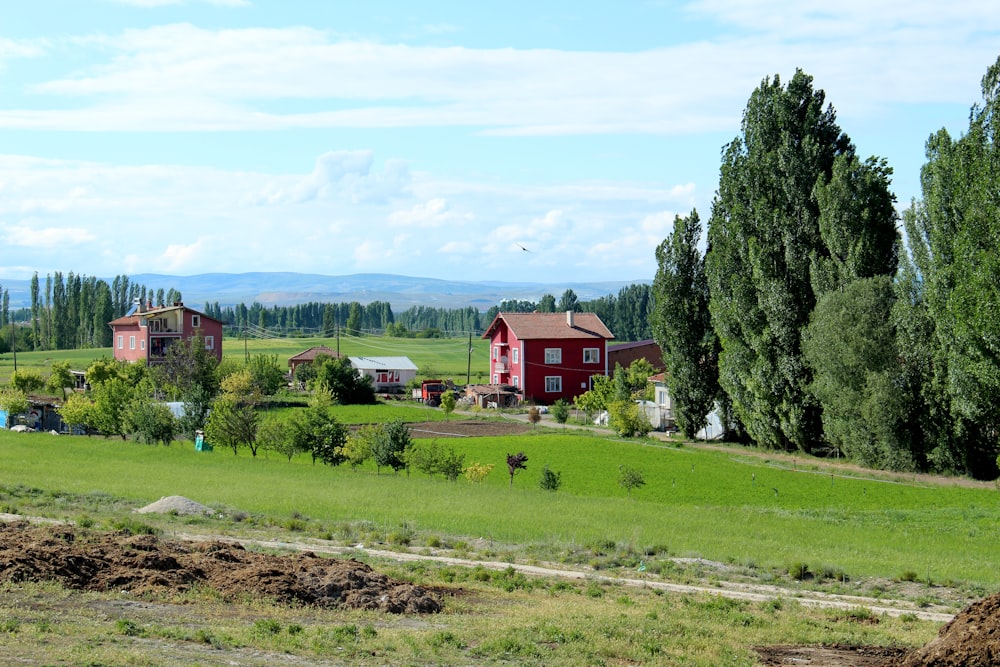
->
[2,272,649,311]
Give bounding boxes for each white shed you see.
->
[348,356,418,392]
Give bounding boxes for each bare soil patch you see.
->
[407,418,532,438]
[0,521,441,613]
[755,644,907,666]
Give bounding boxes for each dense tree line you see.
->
[653,58,1000,479]
[6,273,180,352]
[204,287,653,341]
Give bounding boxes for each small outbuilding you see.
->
[348,356,418,393]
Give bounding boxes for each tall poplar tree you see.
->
[706,69,896,453]
[652,210,720,438]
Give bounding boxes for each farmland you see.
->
[1,337,999,664]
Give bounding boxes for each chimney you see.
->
[566,310,574,327]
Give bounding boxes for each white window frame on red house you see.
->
[512,375,519,388]
[545,376,562,393]
[493,373,499,384]
[512,348,519,364]
[544,348,562,364]
[191,314,201,328]
[583,348,600,364]
[129,335,136,350]
[204,335,215,350]
[140,340,145,351]
[493,345,499,361]
[117,335,123,349]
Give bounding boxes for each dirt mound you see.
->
[135,495,214,516]
[883,592,1000,666]
[0,521,441,614]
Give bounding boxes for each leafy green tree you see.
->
[372,418,411,474]
[901,57,1000,477]
[439,389,457,420]
[153,333,219,400]
[803,277,913,469]
[618,465,645,498]
[312,355,376,405]
[506,451,528,488]
[90,377,136,439]
[344,424,378,469]
[124,394,178,446]
[257,416,303,462]
[205,394,259,456]
[607,400,652,438]
[46,361,75,400]
[11,368,45,394]
[652,210,721,438]
[290,390,349,466]
[178,385,213,441]
[557,289,580,313]
[706,69,895,453]
[404,440,464,480]
[57,393,94,434]
[0,388,30,425]
[537,294,556,313]
[550,398,570,424]
[247,354,286,396]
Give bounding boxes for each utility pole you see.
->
[466,332,472,385]
[336,323,340,356]
[11,321,17,373]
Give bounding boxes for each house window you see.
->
[117,335,123,349]
[204,336,214,350]
[512,376,519,388]
[512,348,519,364]
[492,374,499,384]
[545,376,562,393]
[544,348,562,364]
[140,340,145,351]
[191,314,201,328]
[584,348,600,363]
[129,335,136,350]
[493,345,499,361]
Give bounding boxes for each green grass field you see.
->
[2,422,999,591]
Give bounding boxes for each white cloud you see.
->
[253,151,410,205]
[389,198,471,228]
[159,238,209,273]
[2,224,96,248]
[3,7,996,134]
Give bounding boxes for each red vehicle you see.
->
[420,380,447,407]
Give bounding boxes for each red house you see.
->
[482,311,615,404]
[109,302,224,365]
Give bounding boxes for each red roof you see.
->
[108,303,220,327]
[288,346,340,362]
[482,312,614,341]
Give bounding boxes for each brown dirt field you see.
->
[407,418,532,438]
[0,521,441,614]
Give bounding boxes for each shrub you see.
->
[539,465,562,491]
[550,399,570,424]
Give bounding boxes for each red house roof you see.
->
[108,303,221,327]
[481,311,614,341]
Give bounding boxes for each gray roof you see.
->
[348,356,418,371]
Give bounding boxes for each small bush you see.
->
[254,619,282,636]
[550,399,570,424]
[539,465,562,491]
[787,562,811,581]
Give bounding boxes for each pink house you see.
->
[109,302,224,365]
[482,311,615,404]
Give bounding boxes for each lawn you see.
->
[2,426,999,590]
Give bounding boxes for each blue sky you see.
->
[0,0,996,284]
